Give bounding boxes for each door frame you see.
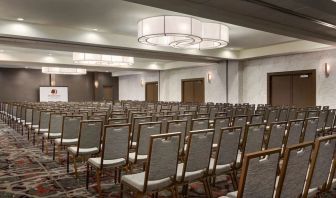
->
[145,81,158,102]
[181,78,205,103]
[267,69,316,105]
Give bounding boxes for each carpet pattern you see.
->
[0,120,334,197]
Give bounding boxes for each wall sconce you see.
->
[140,79,145,87]
[325,63,330,77]
[94,80,99,88]
[207,73,212,83]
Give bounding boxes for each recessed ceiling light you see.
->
[93,28,98,31]
[17,18,24,21]
[105,70,109,72]
[24,66,29,69]
[48,53,52,56]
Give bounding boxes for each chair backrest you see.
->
[250,114,263,124]
[178,114,193,133]
[191,118,209,131]
[39,111,53,130]
[62,116,82,140]
[167,120,187,152]
[213,117,230,144]
[132,116,152,142]
[307,111,319,118]
[108,118,128,125]
[275,142,314,198]
[303,135,336,197]
[136,122,162,156]
[285,119,304,147]
[238,148,281,198]
[48,113,65,136]
[243,124,266,154]
[303,117,318,142]
[296,111,307,120]
[267,109,279,124]
[233,116,248,132]
[181,129,214,181]
[288,108,297,121]
[25,108,33,124]
[156,115,173,133]
[100,124,131,168]
[144,132,181,192]
[278,109,289,122]
[213,127,242,174]
[77,120,103,152]
[209,107,219,120]
[266,121,287,149]
[325,109,336,129]
[317,110,328,130]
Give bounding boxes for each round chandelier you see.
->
[42,67,87,75]
[137,16,202,47]
[183,22,229,50]
[73,52,134,66]
[137,16,229,50]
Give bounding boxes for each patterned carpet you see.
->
[0,120,334,198]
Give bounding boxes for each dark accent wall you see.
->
[0,68,49,101]
[0,68,119,102]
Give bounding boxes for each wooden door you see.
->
[268,70,316,107]
[145,82,158,102]
[103,86,113,100]
[182,78,204,103]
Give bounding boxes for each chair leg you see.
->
[120,182,124,198]
[33,132,36,145]
[182,184,188,197]
[41,136,44,152]
[174,185,179,198]
[96,169,102,196]
[114,168,117,184]
[73,155,78,178]
[52,142,56,160]
[57,144,62,163]
[118,168,122,183]
[66,151,70,173]
[27,127,30,140]
[86,163,90,189]
[206,178,213,198]
[202,179,211,198]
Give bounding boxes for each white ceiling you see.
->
[0,0,332,72]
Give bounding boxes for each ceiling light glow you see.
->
[17,18,24,21]
[42,67,87,75]
[73,52,134,66]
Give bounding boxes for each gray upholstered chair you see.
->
[176,129,214,197]
[316,110,328,134]
[87,124,131,194]
[303,117,319,142]
[303,135,336,197]
[108,118,128,125]
[129,122,161,167]
[55,115,82,163]
[288,108,297,121]
[275,142,313,198]
[232,116,248,135]
[296,111,307,120]
[191,118,209,131]
[212,117,230,148]
[209,127,242,191]
[156,115,173,133]
[285,119,304,148]
[121,132,181,198]
[24,107,33,139]
[250,114,263,125]
[266,121,287,149]
[267,109,279,125]
[323,110,335,135]
[177,114,193,134]
[67,120,103,178]
[167,120,187,155]
[131,116,152,148]
[33,111,52,146]
[225,148,281,198]
[278,109,289,122]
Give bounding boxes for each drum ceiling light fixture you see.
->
[73,52,134,66]
[42,67,87,75]
[137,16,229,50]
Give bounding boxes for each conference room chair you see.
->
[121,132,181,198]
[215,112,227,118]
[209,107,219,120]
[131,116,152,148]
[189,105,198,112]
[175,129,214,197]
[303,135,336,197]
[209,127,242,191]
[302,117,319,142]
[128,122,161,170]
[67,120,103,178]
[108,118,128,125]
[234,107,246,116]
[307,110,319,118]
[232,116,248,136]
[265,121,287,150]
[33,110,53,146]
[288,108,297,121]
[23,107,33,139]
[323,106,330,110]
[317,110,328,135]
[167,120,187,156]
[284,119,304,148]
[212,117,230,148]
[87,124,131,195]
[42,113,66,157]
[323,109,336,135]
[156,115,173,133]
[296,111,307,120]
[55,115,82,163]
[177,114,193,134]
[191,118,209,131]
[275,142,314,198]
[197,113,209,119]
[223,148,281,198]
[28,108,40,138]
[249,114,263,125]
[198,106,208,114]
[18,105,26,135]
[267,109,279,125]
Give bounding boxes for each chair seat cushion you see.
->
[68,146,99,155]
[176,163,205,182]
[128,152,147,163]
[208,158,231,175]
[35,128,48,133]
[226,191,238,198]
[30,125,39,129]
[212,143,218,148]
[55,138,78,145]
[43,133,61,138]
[121,172,172,192]
[25,122,32,125]
[88,157,126,168]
